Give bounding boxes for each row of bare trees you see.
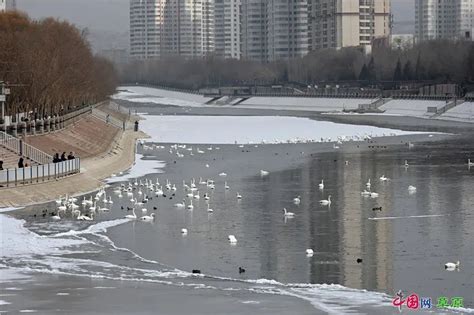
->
[120,40,474,90]
[0,12,118,121]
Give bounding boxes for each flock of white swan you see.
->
[50,142,468,271]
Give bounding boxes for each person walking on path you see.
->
[18,157,24,168]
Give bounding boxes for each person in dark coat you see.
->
[0,160,3,170]
[53,153,60,163]
[18,157,24,168]
[67,152,75,160]
[61,152,67,161]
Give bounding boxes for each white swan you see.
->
[468,159,474,167]
[207,204,214,213]
[204,193,210,201]
[293,196,301,204]
[57,203,67,212]
[228,235,237,244]
[408,185,417,192]
[319,195,332,206]
[124,208,137,219]
[445,261,460,270]
[404,160,409,168]
[106,196,113,204]
[78,212,94,221]
[379,175,389,182]
[260,170,269,176]
[370,192,379,198]
[361,190,371,197]
[187,199,194,210]
[366,179,371,189]
[224,182,230,190]
[89,201,97,212]
[193,191,200,200]
[306,249,314,256]
[174,200,186,208]
[318,180,324,190]
[236,192,242,199]
[283,208,295,217]
[219,172,227,177]
[55,196,63,205]
[181,228,188,235]
[140,213,155,222]
[51,213,61,221]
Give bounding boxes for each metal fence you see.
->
[0,130,52,165]
[0,158,80,187]
[91,108,132,130]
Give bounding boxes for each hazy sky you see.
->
[17,0,415,33]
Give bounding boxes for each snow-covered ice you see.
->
[139,114,426,144]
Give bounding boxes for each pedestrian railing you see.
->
[0,158,80,187]
[0,130,52,165]
[91,108,133,130]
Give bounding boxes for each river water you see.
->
[1,107,473,314]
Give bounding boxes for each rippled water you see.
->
[1,114,473,314]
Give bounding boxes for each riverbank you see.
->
[0,128,147,208]
[115,85,474,131]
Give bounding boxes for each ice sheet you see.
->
[139,115,426,144]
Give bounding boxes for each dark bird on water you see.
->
[192,269,201,274]
[239,267,246,274]
[357,258,363,264]
[372,207,382,211]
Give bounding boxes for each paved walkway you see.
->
[0,130,148,208]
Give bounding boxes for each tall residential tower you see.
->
[308,0,392,51]
[415,0,474,41]
[0,0,16,11]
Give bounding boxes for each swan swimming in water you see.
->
[445,261,460,271]
[124,208,137,219]
[408,185,417,192]
[366,179,371,189]
[319,195,332,206]
[228,235,237,244]
[379,175,389,182]
[283,208,295,217]
[181,228,188,235]
[174,200,186,208]
[260,170,269,176]
[319,180,324,190]
[140,213,155,222]
[306,249,314,256]
[293,196,301,204]
[236,193,242,199]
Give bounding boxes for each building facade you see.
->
[415,0,474,41]
[130,0,215,60]
[215,0,241,59]
[241,0,309,62]
[308,0,391,51]
[0,0,16,11]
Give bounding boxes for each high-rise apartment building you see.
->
[308,0,391,51]
[415,0,474,41]
[241,0,309,62]
[130,0,163,59]
[130,0,215,59]
[0,0,16,11]
[215,0,241,59]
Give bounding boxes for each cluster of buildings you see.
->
[130,0,392,61]
[129,0,474,62]
[0,0,16,12]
